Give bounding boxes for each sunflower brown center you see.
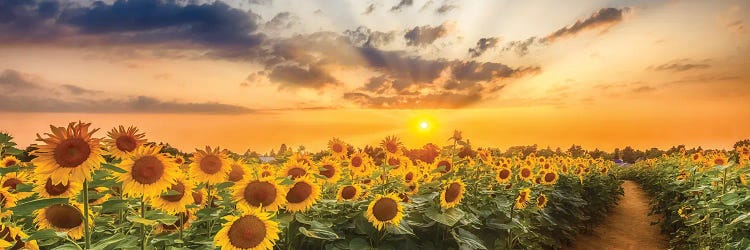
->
[332,143,344,153]
[438,160,451,173]
[404,172,414,182]
[192,191,203,205]
[351,157,363,168]
[228,164,245,182]
[319,165,335,178]
[498,169,510,179]
[444,183,461,203]
[521,168,531,178]
[45,178,70,196]
[115,135,138,152]
[372,198,398,221]
[227,215,267,249]
[0,227,23,250]
[160,182,186,202]
[53,138,91,168]
[340,186,356,200]
[45,204,83,229]
[544,172,556,183]
[244,181,277,207]
[385,143,398,154]
[537,196,547,206]
[387,158,400,167]
[200,155,222,174]
[286,182,312,204]
[287,167,306,179]
[4,160,16,167]
[131,155,165,184]
[714,158,726,165]
[2,178,22,190]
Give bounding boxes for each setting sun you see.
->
[420,121,429,129]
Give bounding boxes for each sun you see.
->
[419,121,429,129]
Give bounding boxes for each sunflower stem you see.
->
[83,180,91,249]
[141,196,146,250]
[178,213,184,246]
[207,182,214,237]
[507,200,514,249]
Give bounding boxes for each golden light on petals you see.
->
[104,125,147,159]
[284,178,320,212]
[214,209,279,250]
[32,122,105,184]
[189,146,231,184]
[34,177,81,198]
[149,180,195,214]
[380,135,403,156]
[116,145,179,198]
[233,177,286,212]
[1,156,20,168]
[34,203,92,240]
[440,179,465,209]
[336,185,361,201]
[365,193,404,231]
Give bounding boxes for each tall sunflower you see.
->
[0,224,40,250]
[34,177,82,199]
[233,176,286,212]
[519,165,533,182]
[336,184,361,202]
[515,188,531,209]
[366,193,404,230]
[280,161,310,180]
[317,157,341,184]
[403,169,417,184]
[541,171,559,185]
[32,122,105,184]
[34,203,93,240]
[149,179,195,214]
[348,151,371,177]
[214,208,280,250]
[189,146,231,184]
[1,172,28,191]
[1,156,19,168]
[116,145,179,198]
[495,168,512,184]
[711,153,729,166]
[536,193,548,208]
[0,187,18,219]
[104,125,147,159]
[385,155,408,173]
[434,158,453,174]
[227,159,249,183]
[440,179,465,209]
[328,138,348,159]
[284,178,320,212]
[87,187,112,206]
[380,136,403,156]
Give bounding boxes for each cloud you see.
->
[390,0,413,12]
[404,21,455,47]
[502,37,538,56]
[0,69,253,114]
[343,91,482,109]
[436,4,457,14]
[726,20,746,34]
[344,26,396,47]
[268,64,339,90]
[632,86,655,93]
[264,12,298,30]
[543,7,630,43]
[362,3,376,15]
[468,37,500,58]
[0,0,67,42]
[247,0,271,4]
[651,61,711,72]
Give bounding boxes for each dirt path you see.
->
[566,181,668,250]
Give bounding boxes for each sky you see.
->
[0,0,749,153]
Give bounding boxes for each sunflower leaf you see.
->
[299,226,341,240]
[127,215,159,226]
[9,198,69,216]
[102,163,127,173]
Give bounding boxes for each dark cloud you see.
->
[468,37,500,58]
[362,3,376,15]
[264,12,298,30]
[652,62,711,72]
[390,0,413,12]
[0,0,67,42]
[632,86,655,93]
[344,26,396,48]
[403,22,454,47]
[247,0,271,4]
[726,20,745,34]
[502,37,538,56]
[60,84,101,95]
[0,69,41,89]
[436,4,457,14]
[543,7,629,43]
[343,91,481,109]
[268,64,339,89]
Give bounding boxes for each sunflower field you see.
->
[620,147,750,249]
[0,122,623,250]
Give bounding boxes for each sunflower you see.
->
[348,151,371,177]
[31,122,105,184]
[405,182,419,195]
[366,193,404,231]
[515,188,530,209]
[434,158,453,174]
[336,184,361,201]
[495,168,512,184]
[536,193,548,208]
[541,171,559,185]
[403,169,417,184]
[380,135,403,156]
[33,177,82,199]
[233,176,285,212]
[284,177,321,212]
[690,152,703,163]
[116,145,179,198]
[34,203,93,240]
[227,159,249,183]
[440,179,465,209]
[189,146,231,184]
[519,165,533,181]
[711,153,729,166]
[214,208,280,250]
[476,148,493,164]
[385,155,409,174]
[280,161,310,180]
[191,189,207,208]
[317,157,341,184]
[1,172,28,191]
[0,224,40,250]
[289,153,315,168]
[1,156,19,168]
[328,138,348,159]
[149,179,195,214]
[104,125,147,159]
[0,187,18,218]
[87,187,112,205]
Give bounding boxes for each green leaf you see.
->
[721,192,741,206]
[385,219,415,236]
[348,238,374,250]
[425,207,465,226]
[91,233,129,250]
[102,163,127,173]
[298,226,340,240]
[280,177,294,185]
[100,199,129,213]
[214,181,234,190]
[3,147,23,156]
[127,215,159,226]
[0,166,22,175]
[10,198,69,216]
[24,229,59,242]
[52,244,81,250]
[451,228,488,250]
[730,212,750,225]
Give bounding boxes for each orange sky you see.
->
[0,0,748,153]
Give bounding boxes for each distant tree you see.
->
[734,139,750,148]
[278,144,288,154]
[567,144,585,158]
